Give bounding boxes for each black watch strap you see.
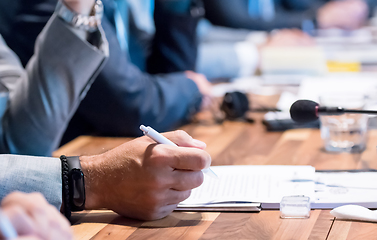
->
[60,155,86,220]
[61,156,71,220]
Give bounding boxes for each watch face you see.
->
[70,169,85,209]
[57,0,102,32]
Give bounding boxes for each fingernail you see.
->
[192,139,206,148]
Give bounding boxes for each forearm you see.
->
[4,14,108,156]
[197,41,259,79]
[80,70,202,137]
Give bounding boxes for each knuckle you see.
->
[193,172,204,188]
[196,152,211,170]
[8,205,26,218]
[174,130,190,141]
[177,172,203,190]
[152,145,167,158]
[30,192,47,203]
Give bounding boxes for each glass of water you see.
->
[319,94,368,153]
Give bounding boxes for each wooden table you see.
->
[54,119,377,240]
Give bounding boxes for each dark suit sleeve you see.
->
[69,17,202,137]
[147,0,203,73]
[203,0,326,31]
[365,0,377,17]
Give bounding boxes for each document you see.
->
[177,166,377,212]
[313,171,377,209]
[177,165,316,212]
[260,46,327,76]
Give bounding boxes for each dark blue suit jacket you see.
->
[0,0,202,142]
[203,0,327,31]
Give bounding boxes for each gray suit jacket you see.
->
[0,15,108,209]
[0,14,108,156]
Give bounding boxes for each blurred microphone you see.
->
[290,100,377,123]
[221,91,280,120]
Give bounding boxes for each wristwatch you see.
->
[61,155,86,212]
[56,0,104,32]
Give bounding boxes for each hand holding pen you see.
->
[140,125,218,179]
[82,128,213,220]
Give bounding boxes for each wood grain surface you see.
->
[54,119,377,240]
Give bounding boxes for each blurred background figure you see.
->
[196,0,376,80]
[196,25,316,80]
[202,0,375,31]
[317,0,371,30]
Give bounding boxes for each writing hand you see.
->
[81,130,211,220]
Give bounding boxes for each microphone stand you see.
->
[317,107,377,115]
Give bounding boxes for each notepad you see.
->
[177,165,316,212]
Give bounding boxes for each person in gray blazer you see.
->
[0,0,108,156]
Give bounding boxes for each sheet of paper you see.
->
[210,77,275,97]
[274,75,377,113]
[298,76,377,103]
[313,172,377,208]
[179,165,315,207]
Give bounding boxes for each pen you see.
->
[0,210,18,239]
[140,125,218,179]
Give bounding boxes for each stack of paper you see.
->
[177,166,377,212]
[177,165,316,212]
[260,47,327,76]
[313,171,377,209]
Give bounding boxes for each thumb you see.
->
[162,130,206,149]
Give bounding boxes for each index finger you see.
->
[162,130,207,149]
[163,146,211,171]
